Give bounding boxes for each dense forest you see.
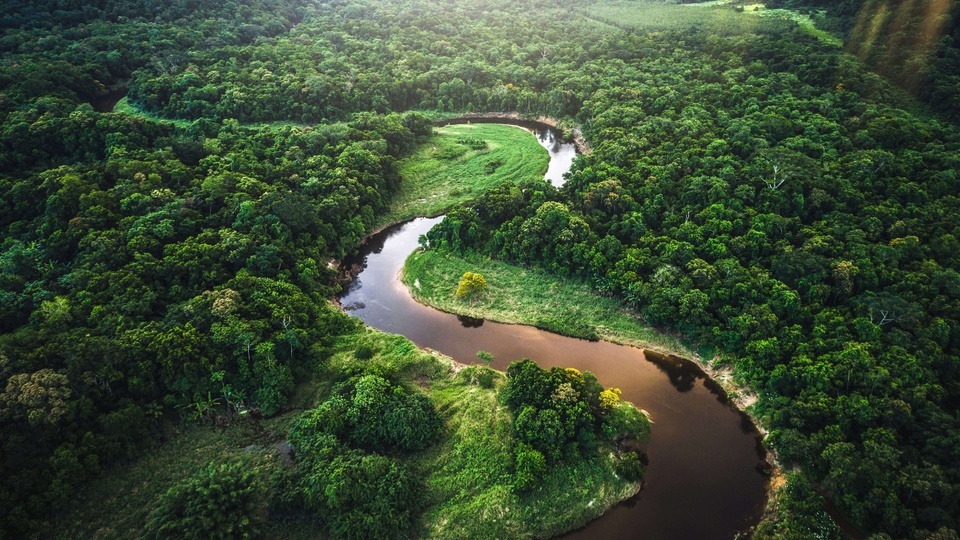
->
[1,0,959,538]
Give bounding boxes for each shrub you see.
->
[143,459,266,540]
[513,443,547,492]
[301,451,417,539]
[353,342,375,360]
[615,451,646,482]
[601,402,651,443]
[455,271,487,299]
[346,374,443,452]
[476,367,496,388]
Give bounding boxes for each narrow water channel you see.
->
[533,128,577,187]
[338,126,769,538]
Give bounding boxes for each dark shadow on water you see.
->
[702,376,730,405]
[643,350,699,393]
[457,314,484,328]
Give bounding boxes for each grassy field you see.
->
[55,328,638,539]
[582,0,755,33]
[584,0,841,45]
[403,249,703,360]
[383,123,549,225]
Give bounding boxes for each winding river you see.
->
[339,127,769,539]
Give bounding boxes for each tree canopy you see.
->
[1,0,959,537]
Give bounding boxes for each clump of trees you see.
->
[502,360,649,491]
[143,459,267,539]
[282,374,442,538]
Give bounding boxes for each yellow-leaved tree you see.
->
[455,272,487,299]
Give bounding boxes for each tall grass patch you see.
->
[385,124,549,224]
[403,249,702,358]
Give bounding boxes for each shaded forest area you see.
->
[1,0,959,538]
[768,0,960,121]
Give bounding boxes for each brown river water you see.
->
[338,127,769,538]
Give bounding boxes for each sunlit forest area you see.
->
[1,0,959,537]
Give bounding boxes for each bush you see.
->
[476,367,496,388]
[301,451,417,539]
[513,443,547,492]
[615,451,645,482]
[143,459,267,540]
[353,342,375,360]
[455,271,487,299]
[601,402,651,443]
[346,375,443,452]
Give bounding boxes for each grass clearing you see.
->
[583,0,756,33]
[384,123,549,225]
[403,249,703,359]
[584,0,841,46]
[114,97,311,130]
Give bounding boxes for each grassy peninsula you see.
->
[384,123,550,225]
[403,249,701,360]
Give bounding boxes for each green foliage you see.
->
[513,443,548,492]
[614,451,645,483]
[143,459,267,540]
[476,350,495,365]
[5,0,960,535]
[476,367,497,389]
[601,403,652,443]
[291,374,443,454]
[300,450,417,539]
[754,472,843,540]
[346,374,443,452]
[287,373,438,539]
[353,342,375,360]
[502,359,649,490]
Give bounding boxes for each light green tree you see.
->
[455,271,487,299]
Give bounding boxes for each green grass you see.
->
[403,249,703,359]
[55,328,638,539]
[745,4,842,46]
[583,0,841,45]
[383,123,549,225]
[113,97,194,128]
[583,1,756,33]
[413,368,637,539]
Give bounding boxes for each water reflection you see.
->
[644,350,699,393]
[533,128,577,187]
[457,314,484,328]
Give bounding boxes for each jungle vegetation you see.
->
[1,0,959,538]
